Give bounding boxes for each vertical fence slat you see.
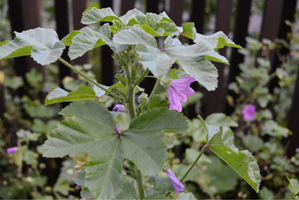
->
[225,0,252,115]
[204,0,233,117]
[8,0,44,99]
[283,0,299,157]
[100,0,114,85]
[121,0,135,15]
[268,0,297,92]
[168,0,185,26]
[146,0,159,13]
[259,0,286,94]
[190,0,206,34]
[72,0,88,65]
[260,0,284,42]
[55,0,72,85]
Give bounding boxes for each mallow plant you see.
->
[0,7,261,199]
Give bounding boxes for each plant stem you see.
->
[134,68,149,87]
[119,53,145,199]
[58,58,116,98]
[135,167,145,199]
[149,75,162,99]
[180,143,209,182]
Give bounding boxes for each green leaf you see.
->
[45,85,97,105]
[176,192,197,200]
[61,30,81,46]
[194,31,242,50]
[115,182,137,199]
[0,39,32,59]
[242,135,263,152]
[129,107,188,133]
[261,120,289,138]
[128,13,178,37]
[81,7,120,25]
[143,193,167,199]
[137,43,175,76]
[187,118,207,143]
[4,76,23,90]
[207,125,261,192]
[43,101,188,199]
[205,156,239,194]
[205,113,238,127]
[16,129,40,141]
[120,8,145,24]
[259,186,275,199]
[147,176,175,195]
[113,26,158,48]
[53,178,70,196]
[288,178,299,196]
[0,28,65,65]
[68,25,111,60]
[182,22,196,39]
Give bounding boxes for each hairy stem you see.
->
[134,68,149,87]
[58,58,116,98]
[118,52,145,199]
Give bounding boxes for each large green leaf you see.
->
[194,31,242,50]
[67,25,111,60]
[43,101,188,199]
[202,117,261,192]
[45,86,97,105]
[81,7,120,25]
[136,36,228,90]
[166,39,228,91]
[120,8,145,24]
[113,26,158,48]
[0,28,65,65]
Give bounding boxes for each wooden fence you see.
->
[1,0,299,156]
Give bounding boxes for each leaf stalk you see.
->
[57,58,117,98]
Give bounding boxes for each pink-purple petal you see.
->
[242,104,256,121]
[166,169,185,193]
[167,76,196,112]
[6,147,18,154]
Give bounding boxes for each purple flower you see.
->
[166,169,185,193]
[167,76,196,112]
[242,104,256,120]
[6,147,18,154]
[113,104,124,112]
[24,132,28,138]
